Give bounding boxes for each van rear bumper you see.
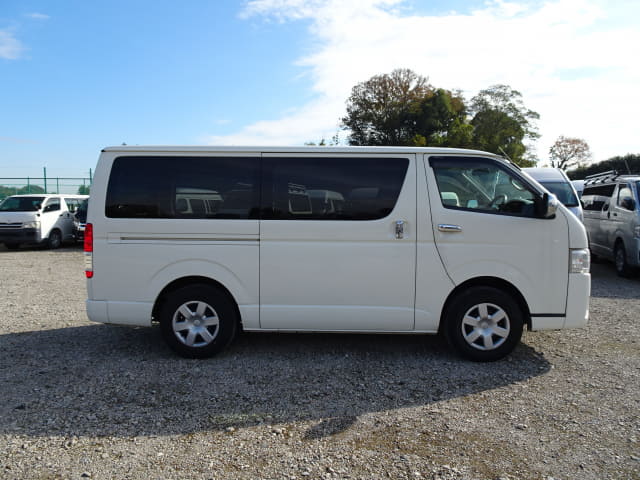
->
[86,299,153,326]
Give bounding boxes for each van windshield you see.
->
[0,196,45,212]
[539,182,579,207]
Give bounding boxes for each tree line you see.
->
[338,68,540,166]
[313,68,634,175]
[567,154,640,180]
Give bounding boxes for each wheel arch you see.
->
[439,276,532,333]
[151,275,243,329]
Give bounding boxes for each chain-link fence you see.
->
[0,177,92,201]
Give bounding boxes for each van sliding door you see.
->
[259,154,417,331]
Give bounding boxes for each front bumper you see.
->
[564,272,590,328]
[530,272,590,331]
[73,223,86,240]
[0,228,40,245]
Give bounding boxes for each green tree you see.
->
[549,136,592,170]
[77,185,91,195]
[469,85,539,166]
[412,88,473,148]
[0,184,45,200]
[341,69,433,146]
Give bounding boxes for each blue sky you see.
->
[1,0,639,178]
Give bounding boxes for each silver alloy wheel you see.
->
[461,302,511,351]
[172,300,220,347]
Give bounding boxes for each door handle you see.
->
[395,220,404,239]
[438,224,462,233]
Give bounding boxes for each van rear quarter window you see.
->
[582,184,616,211]
[263,157,409,220]
[105,156,260,219]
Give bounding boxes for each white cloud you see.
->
[209,0,640,161]
[0,30,24,60]
[25,13,50,20]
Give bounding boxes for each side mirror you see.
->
[536,193,558,218]
[621,197,636,211]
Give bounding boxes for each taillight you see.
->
[84,223,93,278]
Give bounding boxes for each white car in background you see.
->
[0,194,88,249]
[523,167,584,221]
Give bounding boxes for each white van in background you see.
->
[0,194,89,249]
[523,167,584,221]
[85,146,591,362]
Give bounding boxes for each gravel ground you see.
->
[0,244,638,480]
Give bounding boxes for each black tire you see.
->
[614,242,635,278]
[159,284,238,358]
[444,286,524,362]
[47,229,62,249]
[4,243,20,250]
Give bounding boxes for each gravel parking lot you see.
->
[0,244,638,480]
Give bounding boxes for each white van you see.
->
[523,168,584,221]
[581,171,640,277]
[0,194,89,249]
[85,146,591,361]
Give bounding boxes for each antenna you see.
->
[498,146,511,161]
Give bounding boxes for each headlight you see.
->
[22,220,40,229]
[570,248,590,274]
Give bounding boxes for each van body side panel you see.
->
[424,155,570,316]
[259,154,417,331]
[414,154,456,331]
[86,152,260,328]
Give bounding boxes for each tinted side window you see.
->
[263,157,409,220]
[617,184,632,206]
[429,157,537,217]
[44,198,61,212]
[582,184,616,211]
[106,156,260,219]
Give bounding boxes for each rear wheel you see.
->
[159,284,238,358]
[4,243,20,250]
[444,286,524,362]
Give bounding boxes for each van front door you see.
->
[425,155,569,316]
[259,154,416,331]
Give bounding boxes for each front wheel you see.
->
[4,243,20,250]
[614,242,635,278]
[47,229,62,249]
[159,284,238,358]
[444,286,524,362]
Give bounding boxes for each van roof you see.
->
[522,167,568,182]
[102,145,500,157]
[5,194,89,198]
